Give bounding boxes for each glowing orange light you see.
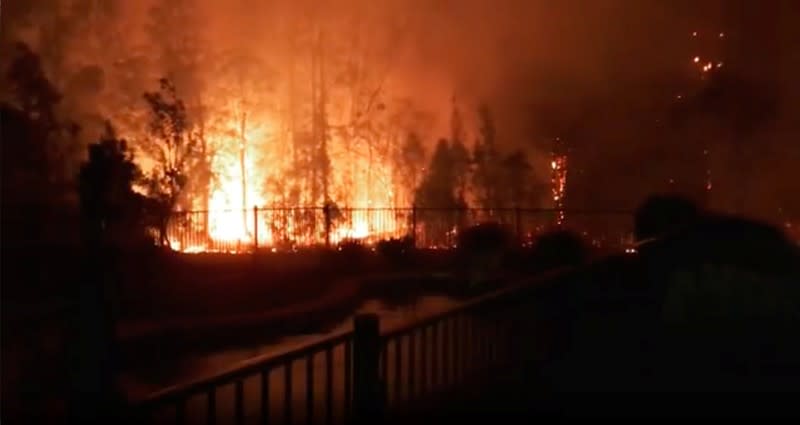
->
[159,102,405,252]
[551,145,567,225]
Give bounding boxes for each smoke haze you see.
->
[3,0,799,220]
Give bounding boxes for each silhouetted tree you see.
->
[214,51,275,227]
[5,42,61,128]
[1,104,48,202]
[70,124,137,424]
[399,131,426,201]
[3,42,82,205]
[472,103,502,209]
[451,138,470,207]
[414,139,461,208]
[78,124,146,248]
[140,78,207,246]
[448,100,471,201]
[147,0,213,221]
[414,139,468,246]
[500,149,534,207]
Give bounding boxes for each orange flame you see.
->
[551,151,567,225]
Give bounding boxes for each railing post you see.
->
[411,204,418,247]
[253,205,259,251]
[352,314,384,424]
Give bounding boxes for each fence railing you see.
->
[164,207,634,253]
[133,330,355,425]
[129,267,578,425]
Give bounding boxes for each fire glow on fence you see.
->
[161,108,407,252]
[167,208,407,253]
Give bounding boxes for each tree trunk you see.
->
[289,26,299,192]
[310,31,319,208]
[199,116,210,242]
[319,29,330,205]
[240,111,248,232]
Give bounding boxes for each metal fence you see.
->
[130,267,570,425]
[164,207,634,253]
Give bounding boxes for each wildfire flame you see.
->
[551,148,568,225]
[165,114,405,252]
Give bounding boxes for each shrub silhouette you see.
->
[457,222,511,256]
[530,229,589,271]
[455,222,512,286]
[634,194,700,241]
[78,127,152,251]
[337,238,369,265]
[376,236,415,266]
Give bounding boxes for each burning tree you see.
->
[551,137,568,225]
[500,149,535,208]
[398,131,427,205]
[472,103,503,210]
[449,99,471,203]
[414,139,469,246]
[415,140,466,209]
[211,51,276,235]
[140,78,210,247]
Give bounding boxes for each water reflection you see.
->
[121,295,460,401]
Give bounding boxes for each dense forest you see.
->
[2,0,799,248]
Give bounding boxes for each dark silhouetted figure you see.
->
[537,196,799,418]
[632,206,800,416]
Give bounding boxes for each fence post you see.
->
[253,205,259,251]
[180,211,188,251]
[323,203,332,248]
[352,314,384,424]
[411,204,418,247]
[514,207,522,245]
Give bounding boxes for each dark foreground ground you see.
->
[384,216,800,421]
[1,246,520,424]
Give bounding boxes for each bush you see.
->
[634,194,700,241]
[336,238,369,263]
[455,223,513,285]
[530,229,588,271]
[376,236,415,266]
[456,222,512,256]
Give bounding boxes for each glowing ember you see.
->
[551,139,568,225]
